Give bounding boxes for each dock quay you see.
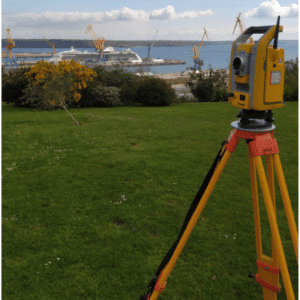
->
[2,57,186,68]
[84,59,186,68]
[2,53,53,59]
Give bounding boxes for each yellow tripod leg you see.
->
[149,149,232,300]
[266,155,280,299]
[272,153,298,263]
[249,153,279,300]
[249,150,263,258]
[266,155,278,263]
[254,156,295,300]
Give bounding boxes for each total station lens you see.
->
[233,57,242,70]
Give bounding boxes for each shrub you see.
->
[89,66,141,107]
[109,69,141,106]
[284,57,298,102]
[284,84,298,102]
[188,72,214,102]
[2,67,32,107]
[212,88,228,102]
[22,60,97,110]
[92,66,139,88]
[78,78,99,108]
[136,77,176,106]
[107,69,133,88]
[119,82,140,106]
[91,65,111,85]
[187,67,228,102]
[92,86,121,107]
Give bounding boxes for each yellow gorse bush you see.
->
[22,60,97,124]
[24,60,97,106]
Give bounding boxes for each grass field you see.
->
[2,101,298,300]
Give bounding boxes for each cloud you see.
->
[102,7,149,21]
[283,26,298,33]
[245,0,298,18]
[2,6,214,30]
[149,5,213,20]
[2,10,147,27]
[150,6,176,20]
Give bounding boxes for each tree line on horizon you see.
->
[2,39,233,49]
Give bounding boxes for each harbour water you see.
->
[3,40,298,74]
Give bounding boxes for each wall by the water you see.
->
[2,39,236,49]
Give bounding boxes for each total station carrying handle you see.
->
[234,16,282,45]
[243,26,273,35]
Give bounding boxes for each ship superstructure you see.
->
[49,46,99,62]
[103,47,143,63]
[49,46,143,64]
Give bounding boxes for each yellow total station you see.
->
[228,16,284,111]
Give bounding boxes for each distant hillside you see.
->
[2,39,234,48]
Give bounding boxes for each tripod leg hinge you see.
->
[248,136,279,156]
[255,274,281,294]
[225,129,239,153]
[154,271,167,294]
[225,129,279,156]
[257,260,280,274]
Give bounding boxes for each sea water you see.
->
[3,40,298,74]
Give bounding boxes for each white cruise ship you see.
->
[49,46,143,64]
[103,47,143,63]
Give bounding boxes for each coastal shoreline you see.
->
[155,69,229,80]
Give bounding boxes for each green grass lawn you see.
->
[2,101,298,300]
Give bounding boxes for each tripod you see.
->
[144,115,298,300]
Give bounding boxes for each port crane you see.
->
[2,28,18,67]
[85,24,106,59]
[233,13,253,43]
[42,35,56,55]
[147,30,158,60]
[192,28,209,70]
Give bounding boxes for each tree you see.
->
[186,58,204,72]
[136,77,177,106]
[2,66,31,107]
[22,60,97,124]
[187,65,228,102]
[284,57,298,102]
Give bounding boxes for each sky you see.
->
[1,0,299,41]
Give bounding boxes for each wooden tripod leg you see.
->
[272,153,298,263]
[254,156,295,300]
